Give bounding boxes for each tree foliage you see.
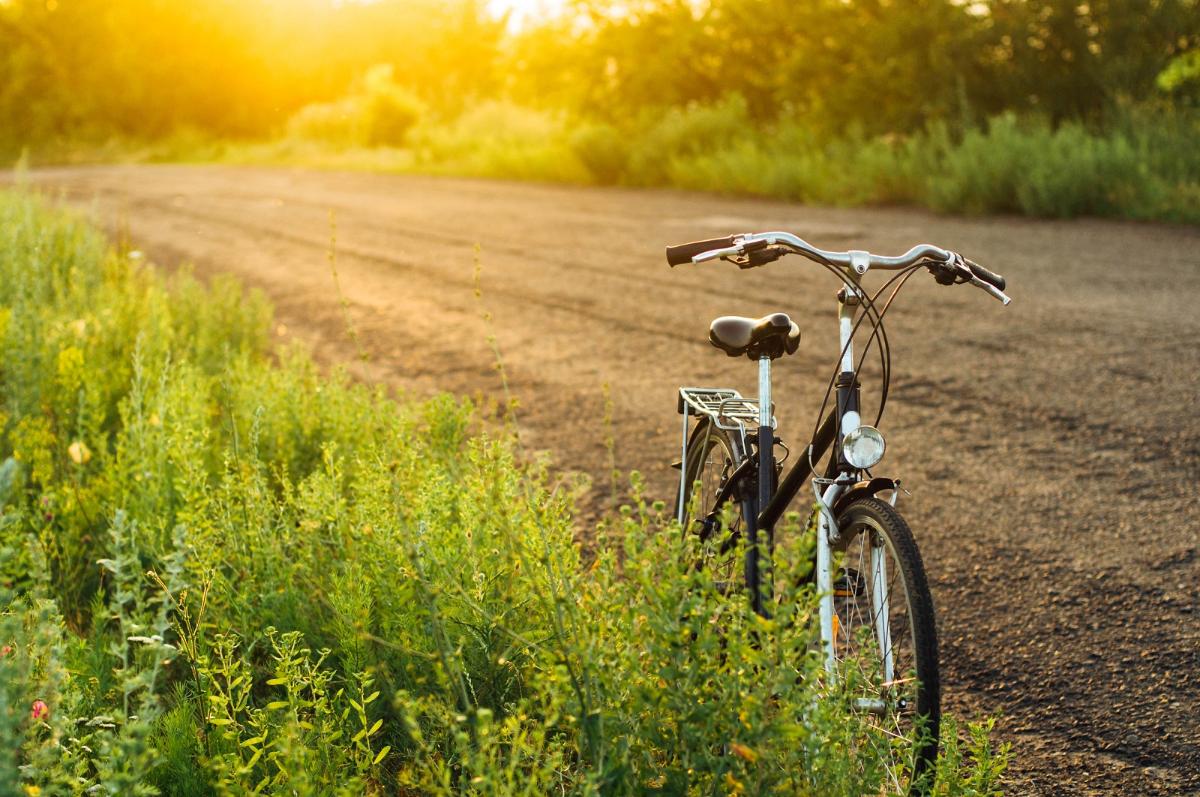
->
[0,0,1197,154]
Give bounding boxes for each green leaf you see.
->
[364,690,380,704]
[0,458,20,504]
[368,718,383,736]
[373,745,391,765]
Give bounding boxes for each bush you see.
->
[907,113,1200,221]
[360,65,424,147]
[1014,122,1147,218]
[410,101,589,182]
[287,98,363,147]
[568,121,630,184]
[287,64,423,148]
[626,94,753,185]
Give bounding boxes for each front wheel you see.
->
[832,495,940,792]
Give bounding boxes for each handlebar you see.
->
[664,230,1010,304]
[665,235,737,266]
[963,258,1006,292]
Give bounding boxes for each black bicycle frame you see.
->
[758,408,840,532]
[712,370,860,616]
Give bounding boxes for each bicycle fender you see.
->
[832,477,897,514]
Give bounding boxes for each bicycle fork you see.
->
[814,482,842,675]
[816,482,901,709]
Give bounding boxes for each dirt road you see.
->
[17,165,1200,794]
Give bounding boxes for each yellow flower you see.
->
[723,772,745,793]
[68,441,92,465]
[55,346,84,393]
[730,742,759,763]
[24,784,41,796]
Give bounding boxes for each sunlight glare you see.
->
[488,0,567,28]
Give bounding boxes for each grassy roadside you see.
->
[0,188,1008,794]
[277,90,1200,224]
[30,89,1200,226]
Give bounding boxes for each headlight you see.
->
[842,425,885,469]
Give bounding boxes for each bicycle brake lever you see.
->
[969,276,1012,305]
[926,255,1011,304]
[693,238,771,265]
[691,244,744,263]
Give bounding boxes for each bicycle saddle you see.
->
[709,313,801,359]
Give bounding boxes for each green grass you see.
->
[0,188,1009,794]
[27,87,1200,225]
[116,86,1197,225]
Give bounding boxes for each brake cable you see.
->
[801,260,897,477]
[802,261,926,478]
[855,263,925,426]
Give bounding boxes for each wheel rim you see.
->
[833,515,933,786]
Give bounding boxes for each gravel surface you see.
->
[15,164,1200,794]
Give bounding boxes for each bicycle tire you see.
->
[675,419,752,594]
[832,495,940,792]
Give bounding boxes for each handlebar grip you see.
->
[665,235,736,267]
[965,258,1006,292]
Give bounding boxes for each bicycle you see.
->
[664,231,1010,792]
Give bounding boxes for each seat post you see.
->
[757,356,772,430]
[751,355,774,615]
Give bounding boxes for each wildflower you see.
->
[68,441,91,465]
[30,700,49,720]
[24,785,41,797]
[0,644,12,657]
[730,742,759,763]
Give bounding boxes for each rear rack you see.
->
[677,387,774,432]
[676,387,774,524]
